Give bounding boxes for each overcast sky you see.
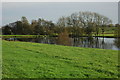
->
[2,2,118,26]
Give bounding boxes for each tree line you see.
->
[1,11,120,36]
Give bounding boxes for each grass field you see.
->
[92,34,115,37]
[2,40,118,78]
[0,35,45,38]
[0,33,115,38]
[0,39,2,80]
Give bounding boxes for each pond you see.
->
[5,37,120,50]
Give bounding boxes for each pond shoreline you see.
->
[0,34,119,38]
[2,36,120,50]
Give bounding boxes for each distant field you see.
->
[0,33,115,38]
[0,35,43,38]
[92,34,115,37]
[2,40,118,78]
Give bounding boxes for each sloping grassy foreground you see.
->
[2,40,118,78]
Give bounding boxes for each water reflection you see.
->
[72,37,119,50]
[5,37,120,50]
[114,38,120,49]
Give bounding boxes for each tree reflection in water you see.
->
[114,38,120,48]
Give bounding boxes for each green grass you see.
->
[1,35,35,36]
[0,39,1,79]
[2,40,118,78]
[1,33,115,38]
[1,35,48,38]
[92,34,115,37]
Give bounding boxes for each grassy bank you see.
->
[2,40,118,78]
[1,33,115,38]
[1,35,45,38]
